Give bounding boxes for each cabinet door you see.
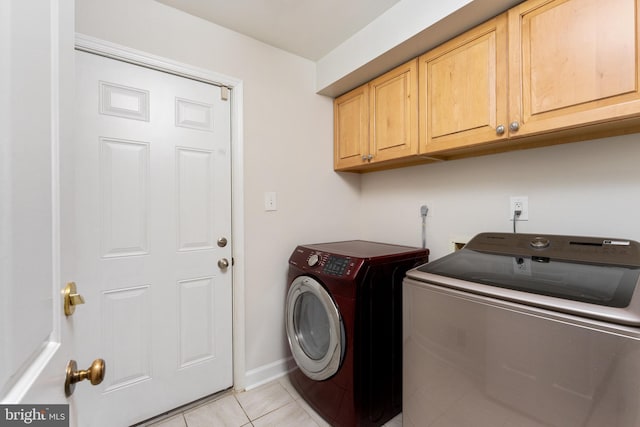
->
[509,0,640,137]
[369,59,419,163]
[419,15,508,154]
[334,84,369,170]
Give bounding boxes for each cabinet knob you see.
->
[509,121,520,132]
[361,154,373,162]
[496,125,505,135]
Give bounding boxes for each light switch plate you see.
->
[264,192,277,211]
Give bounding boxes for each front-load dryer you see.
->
[286,240,428,426]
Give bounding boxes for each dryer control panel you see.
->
[289,246,361,279]
[323,255,351,276]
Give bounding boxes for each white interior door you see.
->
[70,50,233,426]
[1,0,71,410]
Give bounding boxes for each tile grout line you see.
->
[235,382,297,423]
[232,393,253,423]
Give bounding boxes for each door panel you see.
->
[72,50,232,426]
[99,138,150,257]
[101,285,151,393]
[176,148,215,251]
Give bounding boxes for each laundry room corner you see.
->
[75,0,362,392]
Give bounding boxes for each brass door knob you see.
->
[63,282,85,316]
[65,359,106,397]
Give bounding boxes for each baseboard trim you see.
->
[243,357,297,391]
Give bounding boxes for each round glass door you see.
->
[286,276,345,380]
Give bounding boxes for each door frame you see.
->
[74,33,247,392]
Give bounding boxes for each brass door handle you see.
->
[63,282,85,316]
[65,359,106,397]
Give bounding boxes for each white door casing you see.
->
[70,49,232,425]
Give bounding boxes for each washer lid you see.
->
[408,233,640,326]
[417,247,640,308]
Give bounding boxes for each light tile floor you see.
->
[145,375,403,427]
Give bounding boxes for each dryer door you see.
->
[286,275,345,380]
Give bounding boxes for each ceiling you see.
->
[155,0,402,61]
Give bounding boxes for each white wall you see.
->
[75,0,361,388]
[316,0,522,96]
[358,134,640,261]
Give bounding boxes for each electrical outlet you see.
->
[509,196,529,221]
[514,200,523,212]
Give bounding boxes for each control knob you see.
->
[530,237,550,249]
[308,254,320,267]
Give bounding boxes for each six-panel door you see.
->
[72,50,233,426]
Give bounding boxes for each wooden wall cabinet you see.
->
[419,14,508,154]
[509,0,640,137]
[334,60,418,171]
[336,0,640,170]
[334,84,369,170]
[420,0,640,157]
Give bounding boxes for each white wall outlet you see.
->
[509,196,528,220]
[264,192,277,211]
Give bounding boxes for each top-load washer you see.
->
[403,232,640,427]
[286,240,428,426]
